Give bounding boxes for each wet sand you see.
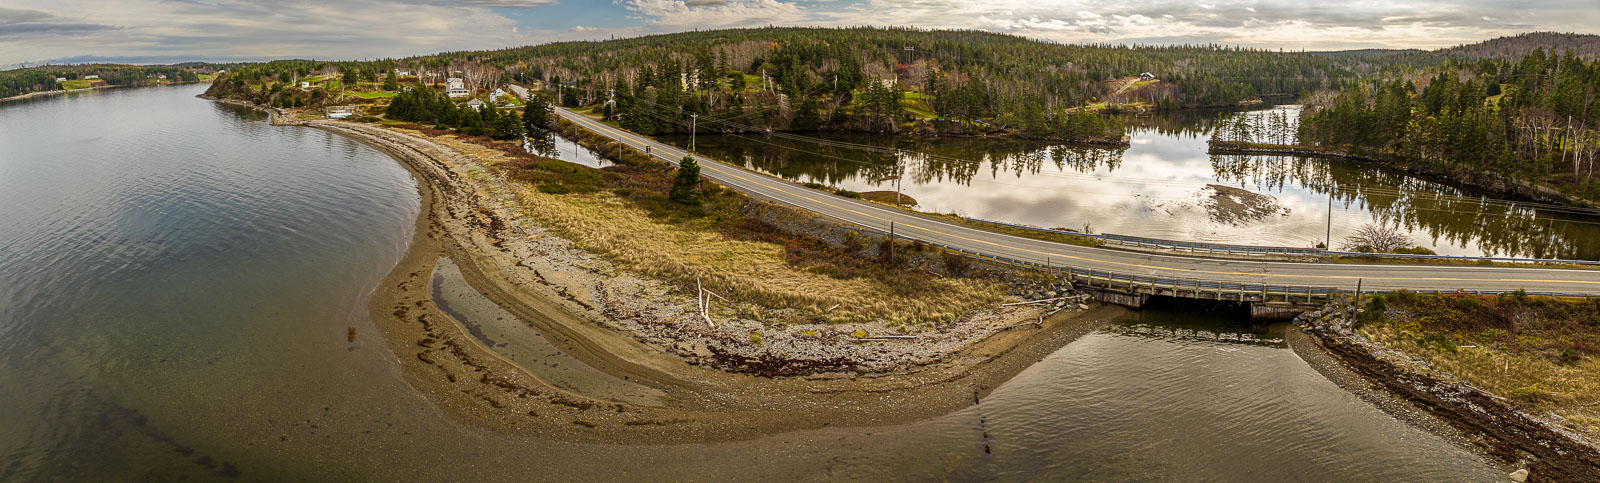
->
[307,120,1126,443]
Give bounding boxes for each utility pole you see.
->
[690,113,698,153]
[894,149,904,207]
[1325,194,1333,250]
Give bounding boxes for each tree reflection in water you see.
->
[658,108,1600,260]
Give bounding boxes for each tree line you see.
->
[0,64,210,99]
[1296,48,1600,198]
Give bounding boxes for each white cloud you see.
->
[1,0,537,66]
[620,0,806,27]
[1,0,1597,67]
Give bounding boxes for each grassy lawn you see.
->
[352,91,397,99]
[198,73,216,82]
[60,79,93,90]
[901,91,936,119]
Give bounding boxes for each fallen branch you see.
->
[825,303,841,313]
[1038,307,1065,325]
[1000,296,1071,307]
[697,276,715,329]
[853,335,918,342]
[702,288,731,303]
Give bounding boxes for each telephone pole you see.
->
[1325,194,1333,250]
[894,149,904,207]
[690,113,698,153]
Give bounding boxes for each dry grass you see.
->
[413,128,1007,325]
[1357,292,1600,439]
[507,188,1004,324]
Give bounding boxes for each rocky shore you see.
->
[1295,301,1600,482]
[282,116,1119,443]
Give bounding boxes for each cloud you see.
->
[0,7,118,37]
[621,0,807,27]
[0,0,540,66]
[0,0,1596,67]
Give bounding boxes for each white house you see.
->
[465,98,486,109]
[84,75,99,80]
[394,69,412,76]
[488,88,508,102]
[55,77,67,82]
[300,81,311,88]
[446,77,469,98]
[1139,72,1156,81]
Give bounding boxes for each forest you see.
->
[0,64,214,99]
[1295,48,1600,200]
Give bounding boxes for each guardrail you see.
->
[831,224,1599,302]
[965,217,1600,266]
[554,108,1598,300]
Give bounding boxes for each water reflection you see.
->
[668,106,1600,259]
[525,128,611,169]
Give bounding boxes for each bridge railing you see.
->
[828,223,1600,302]
[965,217,1600,266]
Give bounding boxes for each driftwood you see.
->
[1000,297,1070,307]
[853,335,918,342]
[696,276,715,329]
[825,303,841,313]
[1001,294,1089,307]
[1038,307,1066,324]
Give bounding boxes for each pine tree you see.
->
[669,155,701,205]
[522,93,551,130]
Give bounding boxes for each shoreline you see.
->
[1293,301,1600,481]
[294,117,1125,443]
[1209,141,1599,210]
[3,81,213,104]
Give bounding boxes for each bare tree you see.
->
[1341,221,1413,253]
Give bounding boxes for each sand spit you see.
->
[301,119,1116,443]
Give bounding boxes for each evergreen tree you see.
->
[669,155,701,204]
[522,93,552,130]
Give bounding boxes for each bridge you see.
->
[552,107,1600,318]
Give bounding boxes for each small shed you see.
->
[1139,72,1156,81]
[466,98,487,109]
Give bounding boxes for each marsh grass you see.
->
[1358,291,1600,438]
[412,126,1007,325]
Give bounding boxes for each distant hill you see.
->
[1436,32,1600,59]
[1305,48,1423,57]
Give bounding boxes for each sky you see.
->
[3,0,1597,68]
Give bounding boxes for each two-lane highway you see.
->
[554,107,1600,296]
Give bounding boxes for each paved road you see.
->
[555,107,1600,296]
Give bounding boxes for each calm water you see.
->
[670,106,1600,259]
[0,85,1499,480]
